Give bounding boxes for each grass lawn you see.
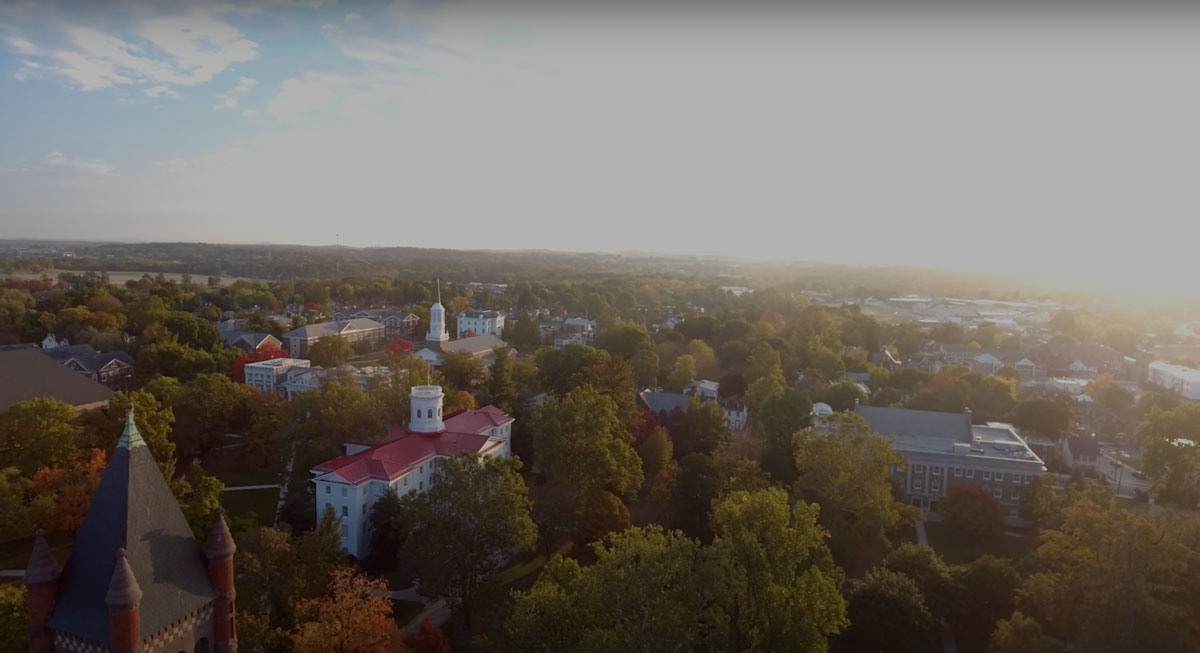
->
[923,520,1037,565]
[221,487,280,526]
[205,446,283,487]
[493,543,572,587]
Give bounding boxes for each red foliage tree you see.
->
[387,338,415,356]
[229,345,289,383]
[30,448,107,531]
[409,617,450,653]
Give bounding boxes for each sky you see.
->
[1,0,1199,294]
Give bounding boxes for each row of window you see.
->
[908,464,1036,484]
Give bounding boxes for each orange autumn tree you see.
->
[30,448,106,531]
[229,345,289,383]
[291,568,405,653]
[409,617,449,653]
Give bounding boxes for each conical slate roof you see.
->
[46,407,218,646]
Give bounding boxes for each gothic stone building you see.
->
[25,408,237,653]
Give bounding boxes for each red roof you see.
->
[311,406,514,484]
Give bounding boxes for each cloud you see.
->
[42,151,116,176]
[266,73,348,119]
[242,108,258,118]
[213,75,257,110]
[344,13,361,23]
[143,84,181,99]
[11,11,258,91]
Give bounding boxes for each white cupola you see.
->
[409,385,445,433]
[426,278,449,343]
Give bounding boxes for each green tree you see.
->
[942,484,1005,551]
[77,390,177,479]
[883,543,956,620]
[685,339,718,379]
[365,488,408,573]
[173,459,225,538]
[1137,402,1200,507]
[756,388,812,484]
[531,386,643,502]
[536,345,609,397]
[988,612,1053,653]
[169,372,252,456]
[970,376,1019,423]
[794,413,914,563]
[308,334,352,367]
[676,396,729,457]
[400,455,535,629]
[508,312,542,349]
[0,584,27,653]
[507,526,726,653]
[637,426,673,483]
[486,347,517,414]
[1009,398,1072,439]
[951,556,1022,650]
[821,381,867,413]
[573,489,632,547]
[834,568,938,653]
[0,398,81,476]
[675,453,722,541]
[710,489,848,651]
[666,354,697,392]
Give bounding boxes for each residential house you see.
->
[1060,435,1101,474]
[0,344,114,411]
[309,385,514,557]
[686,380,720,401]
[282,318,385,358]
[222,330,283,355]
[846,405,1046,523]
[43,344,136,389]
[457,310,506,338]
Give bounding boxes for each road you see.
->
[1098,451,1151,498]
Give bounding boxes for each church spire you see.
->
[436,277,442,304]
[117,405,145,449]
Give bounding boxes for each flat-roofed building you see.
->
[244,357,311,394]
[1147,361,1200,400]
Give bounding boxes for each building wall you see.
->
[892,451,1043,523]
[457,314,505,337]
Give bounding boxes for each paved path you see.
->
[404,598,450,635]
[0,570,23,578]
[915,520,929,545]
[273,447,296,526]
[222,484,281,492]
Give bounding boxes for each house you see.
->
[846,405,1046,523]
[972,353,1005,376]
[43,344,136,389]
[873,349,902,370]
[908,355,943,374]
[1060,435,1101,474]
[1147,361,1200,400]
[309,385,514,558]
[332,309,421,339]
[0,344,114,411]
[686,380,720,401]
[457,310,506,338]
[1014,358,1038,382]
[24,408,236,653]
[638,388,744,434]
[723,398,748,432]
[244,357,311,394]
[222,330,283,355]
[282,318,385,358]
[554,331,593,348]
[281,366,325,399]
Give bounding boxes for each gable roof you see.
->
[311,405,513,484]
[45,344,135,375]
[855,405,973,443]
[0,344,114,410]
[441,333,507,355]
[1067,435,1101,457]
[47,411,218,645]
[283,318,383,339]
[639,390,690,416]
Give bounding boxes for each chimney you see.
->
[105,548,142,653]
[205,508,238,653]
[24,529,59,653]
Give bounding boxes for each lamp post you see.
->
[1114,458,1124,497]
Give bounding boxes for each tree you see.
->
[366,488,408,573]
[170,372,253,456]
[241,391,289,469]
[1009,398,1072,439]
[410,617,449,653]
[636,426,673,483]
[486,347,517,414]
[709,489,848,651]
[536,344,610,397]
[0,584,27,653]
[0,397,82,476]
[942,484,1005,551]
[822,381,867,413]
[0,467,51,540]
[1137,402,1200,507]
[834,568,938,653]
[685,339,718,379]
[882,543,956,620]
[666,354,697,392]
[676,396,729,457]
[508,312,542,349]
[531,386,643,502]
[970,376,1018,423]
[746,342,783,384]
[173,459,225,538]
[674,453,722,541]
[291,567,404,652]
[230,344,288,383]
[164,311,224,351]
[308,335,353,367]
[1017,496,1198,652]
[794,413,915,562]
[507,526,726,653]
[952,556,1022,650]
[400,454,536,629]
[28,448,107,531]
[573,489,631,547]
[440,350,486,390]
[988,612,1053,653]
[756,388,812,484]
[77,390,177,479]
[290,379,387,469]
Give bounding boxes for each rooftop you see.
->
[1149,361,1200,382]
[283,318,384,339]
[0,344,114,410]
[854,406,1044,465]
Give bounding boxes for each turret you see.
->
[410,385,445,433]
[24,529,59,653]
[105,549,142,653]
[206,508,238,653]
[426,278,449,344]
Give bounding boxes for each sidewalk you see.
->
[221,484,281,492]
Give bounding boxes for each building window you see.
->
[913,479,923,490]
[913,464,925,474]
[340,525,348,537]
[362,504,366,515]
[342,506,348,517]
[419,481,423,490]
[982,471,992,480]
[341,487,347,497]
[995,472,1004,482]
[966,469,975,479]
[953,467,962,478]
[1011,489,1020,500]
[931,480,941,492]
[993,488,1003,499]
[932,466,942,476]
[325,485,330,494]
[1008,508,1019,517]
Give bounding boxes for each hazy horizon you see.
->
[3,1,1199,294]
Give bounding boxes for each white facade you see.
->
[1148,361,1200,400]
[409,385,445,432]
[427,280,449,344]
[457,311,505,337]
[244,358,310,393]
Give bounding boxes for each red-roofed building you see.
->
[310,384,514,558]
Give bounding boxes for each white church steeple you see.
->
[426,278,449,344]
